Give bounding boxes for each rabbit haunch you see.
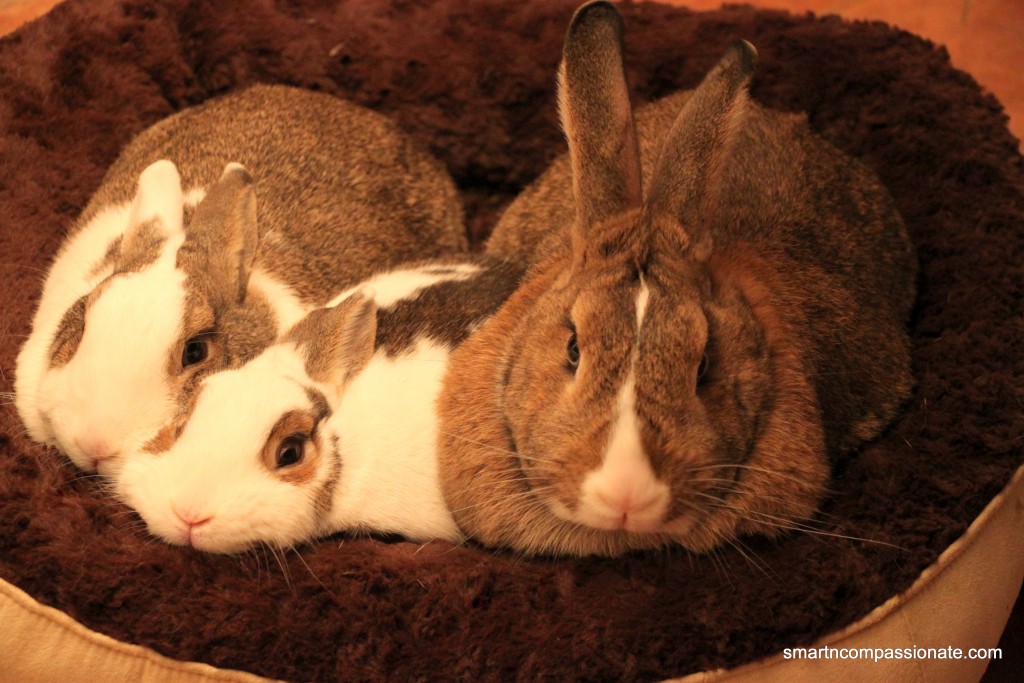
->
[115,259,524,553]
[438,2,915,557]
[14,85,466,476]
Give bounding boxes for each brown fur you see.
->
[47,296,87,368]
[73,85,467,304]
[440,1,916,556]
[176,166,258,308]
[557,1,642,228]
[374,257,526,356]
[113,219,168,276]
[140,384,206,455]
[44,85,468,441]
[261,410,321,485]
[49,220,169,369]
[286,294,378,390]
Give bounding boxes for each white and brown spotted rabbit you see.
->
[438,1,916,556]
[116,257,523,553]
[15,84,466,476]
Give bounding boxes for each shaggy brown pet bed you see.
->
[1,0,1022,680]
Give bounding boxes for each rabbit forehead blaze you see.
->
[505,266,662,516]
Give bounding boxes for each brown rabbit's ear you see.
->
[558,0,642,233]
[646,41,757,255]
[285,292,378,398]
[179,163,259,306]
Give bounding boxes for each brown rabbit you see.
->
[438,1,916,557]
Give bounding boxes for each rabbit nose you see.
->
[173,507,213,544]
[590,484,670,532]
[174,508,212,529]
[73,435,121,469]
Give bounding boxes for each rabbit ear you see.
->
[180,163,259,306]
[121,160,184,265]
[558,1,642,231]
[645,41,757,253]
[286,292,378,398]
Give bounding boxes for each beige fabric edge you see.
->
[672,464,1024,683]
[0,578,281,683]
[2,465,1021,683]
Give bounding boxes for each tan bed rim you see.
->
[2,465,1022,683]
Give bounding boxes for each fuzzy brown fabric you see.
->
[0,0,1022,681]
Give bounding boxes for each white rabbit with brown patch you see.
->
[437,1,916,556]
[115,258,523,553]
[15,85,466,476]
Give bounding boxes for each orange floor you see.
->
[1,0,1022,146]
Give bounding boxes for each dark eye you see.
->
[276,435,306,468]
[697,353,709,385]
[182,337,209,368]
[566,330,580,372]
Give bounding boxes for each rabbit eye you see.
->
[566,331,580,372]
[276,435,306,468]
[182,337,209,368]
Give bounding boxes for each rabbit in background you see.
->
[14,84,467,478]
[437,1,916,557]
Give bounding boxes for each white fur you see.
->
[14,161,310,475]
[570,280,670,531]
[117,265,475,552]
[183,186,207,207]
[39,251,189,475]
[117,347,321,551]
[326,339,460,541]
[129,160,183,230]
[328,263,481,309]
[15,201,133,445]
[15,159,186,461]
[248,269,308,332]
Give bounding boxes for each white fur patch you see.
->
[183,187,207,207]
[328,263,481,309]
[15,202,133,444]
[248,268,308,333]
[574,280,669,531]
[39,258,188,473]
[327,338,461,541]
[129,160,183,234]
[636,277,649,326]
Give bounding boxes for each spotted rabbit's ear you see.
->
[645,41,757,259]
[285,292,378,401]
[119,160,184,269]
[558,1,642,235]
[179,163,259,307]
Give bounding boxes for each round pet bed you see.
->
[0,1,1021,681]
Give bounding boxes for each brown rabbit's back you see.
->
[75,85,467,305]
[489,91,916,456]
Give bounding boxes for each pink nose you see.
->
[591,485,669,532]
[73,435,120,469]
[173,508,213,545]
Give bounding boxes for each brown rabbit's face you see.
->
[501,217,779,547]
